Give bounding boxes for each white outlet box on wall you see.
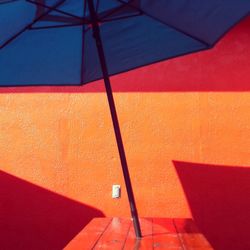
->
[112,185,121,198]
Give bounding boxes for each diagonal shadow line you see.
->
[0,170,104,250]
[173,160,250,250]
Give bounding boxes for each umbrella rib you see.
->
[39,14,83,23]
[99,1,142,22]
[26,0,86,22]
[99,2,131,20]
[115,0,212,48]
[0,0,69,49]
[101,13,142,23]
[29,23,84,30]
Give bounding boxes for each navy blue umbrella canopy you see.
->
[1,0,249,238]
[0,0,249,86]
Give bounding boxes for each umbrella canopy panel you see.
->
[0,0,249,86]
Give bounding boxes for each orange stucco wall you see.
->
[0,17,249,249]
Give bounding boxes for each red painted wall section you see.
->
[0,17,249,249]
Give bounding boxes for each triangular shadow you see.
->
[173,161,250,250]
[0,170,104,250]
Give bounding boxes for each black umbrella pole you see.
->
[87,0,142,238]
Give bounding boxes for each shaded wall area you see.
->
[0,171,104,250]
[0,16,249,94]
[174,161,250,250]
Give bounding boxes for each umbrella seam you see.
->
[115,0,212,48]
[0,0,68,49]
[27,0,85,21]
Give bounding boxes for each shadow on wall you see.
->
[0,16,249,94]
[173,161,250,250]
[0,170,104,250]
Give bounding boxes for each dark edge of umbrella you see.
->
[0,46,209,88]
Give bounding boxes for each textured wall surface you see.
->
[0,17,249,250]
